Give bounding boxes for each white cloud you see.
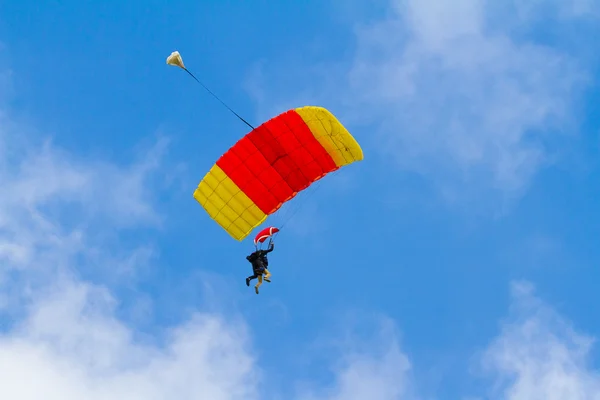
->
[477,282,600,400]
[296,317,414,400]
[0,278,261,400]
[351,0,587,197]
[0,125,169,310]
[246,0,598,205]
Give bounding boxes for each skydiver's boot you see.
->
[255,285,259,294]
[264,270,271,283]
[246,277,250,286]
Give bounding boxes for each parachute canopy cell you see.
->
[254,226,279,246]
[193,106,363,241]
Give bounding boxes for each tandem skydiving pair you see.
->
[245,239,274,294]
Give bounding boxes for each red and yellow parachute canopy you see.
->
[194,106,363,241]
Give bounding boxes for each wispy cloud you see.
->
[246,0,598,207]
[0,60,171,311]
[0,130,168,290]
[296,315,415,400]
[0,278,261,400]
[477,281,600,399]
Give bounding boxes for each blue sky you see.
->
[0,0,599,398]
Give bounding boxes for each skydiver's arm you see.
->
[264,242,274,253]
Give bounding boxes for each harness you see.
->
[247,252,265,273]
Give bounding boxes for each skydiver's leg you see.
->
[255,275,263,294]
[263,268,271,282]
[246,272,258,286]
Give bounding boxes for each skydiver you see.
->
[245,240,274,294]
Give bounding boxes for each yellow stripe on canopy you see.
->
[193,164,267,241]
[294,106,364,167]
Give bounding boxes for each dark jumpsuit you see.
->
[246,242,274,292]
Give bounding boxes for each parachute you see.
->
[193,106,363,241]
[166,50,364,241]
[254,226,279,247]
